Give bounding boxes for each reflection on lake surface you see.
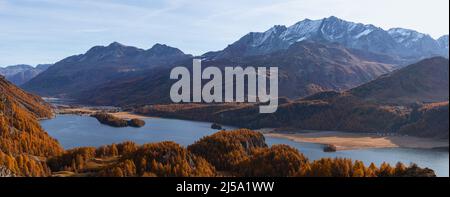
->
[41,115,449,177]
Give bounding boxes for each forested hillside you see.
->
[45,129,436,177]
[1,76,63,176]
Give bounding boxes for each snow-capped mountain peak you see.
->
[280,18,322,44]
[319,16,380,41]
[388,28,427,44]
[251,25,287,47]
[205,16,449,60]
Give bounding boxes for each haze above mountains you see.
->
[0,64,52,85]
[7,16,448,106]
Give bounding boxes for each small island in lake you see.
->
[129,118,146,127]
[91,112,145,128]
[211,123,223,130]
[323,144,337,152]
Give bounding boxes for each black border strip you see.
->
[1,177,448,195]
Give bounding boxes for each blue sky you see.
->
[0,0,449,66]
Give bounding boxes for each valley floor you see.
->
[260,129,449,151]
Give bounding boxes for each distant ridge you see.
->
[75,41,397,106]
[351,57,449,104]
[22,42,192,96]
[0,64,52,85]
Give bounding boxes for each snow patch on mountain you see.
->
[281,19,321,44]
[252,25,287,47]
[354,29,373,39]
[388,28,426,46]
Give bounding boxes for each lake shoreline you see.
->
[55,106,153,120]
[260,129,449,151]
[51,101,449,152]
[40,114,450,176]
[59,106,449,151]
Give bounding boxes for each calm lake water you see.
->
[41,114,449,177]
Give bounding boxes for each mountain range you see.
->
[0,64,52,85]
[75,41,397,106]
[21,16,449,106]
[204,16,448,61]
[22,43,192,96]
[139,57,449,138]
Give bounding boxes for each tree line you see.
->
[42,129,436,177]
